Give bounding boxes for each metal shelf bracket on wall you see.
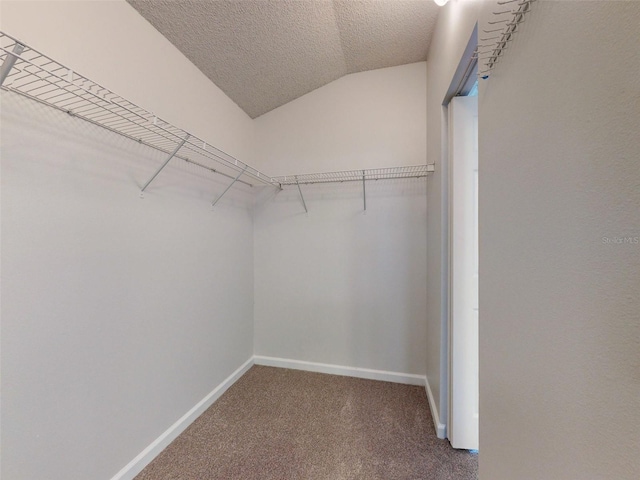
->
[212,166,248,207]
[139,135,190,198]
[0,42,24,86]
[295,176,308,214]
[362,170,367,212]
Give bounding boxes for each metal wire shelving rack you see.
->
[477,0,536,79]
[0,30,432,208]
[272,165,431,186]
[272,165,433,213]
[0,30,280,203]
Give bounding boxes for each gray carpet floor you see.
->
[135,366,478,479]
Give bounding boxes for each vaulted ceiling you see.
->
[127,0,439,118]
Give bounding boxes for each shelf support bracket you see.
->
[140,135,189,197]
[0,43,25,87]
[212,166,247,207]
[362,170,367,211]
[295,177,308,213]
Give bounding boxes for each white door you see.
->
[449,95,479,450]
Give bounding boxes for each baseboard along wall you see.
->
[253,355,426,386]
[425,376,447,439]
[109,357,255,480]
[111,355,432,479]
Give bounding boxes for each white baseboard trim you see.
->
[110,356,254,480]
[253,355,426,386]
[425,376,447,439]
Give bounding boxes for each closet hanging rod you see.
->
[0,31,279,190]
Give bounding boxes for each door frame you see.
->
[438,24,479,443]
[448,95,479,450]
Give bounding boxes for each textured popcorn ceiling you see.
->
[127,0,439,118]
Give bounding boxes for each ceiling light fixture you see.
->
[433,0,449,6]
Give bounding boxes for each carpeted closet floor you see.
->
[135,365,478,480]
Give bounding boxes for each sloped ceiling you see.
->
[127,0,439,118]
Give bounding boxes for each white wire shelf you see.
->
[477,0,536,78]
[0,30,278,190]
[0,30,432,204]
[273,165,432,186]
[274,165,432,214]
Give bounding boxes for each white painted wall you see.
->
[253,64,428,375]
[1,92,254,480]
[478,1,640,478]
[425,0,481,432]
[254,180,427,376]
[1,2,255,479]
[253,62,427,175]
[428,1,639,476]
